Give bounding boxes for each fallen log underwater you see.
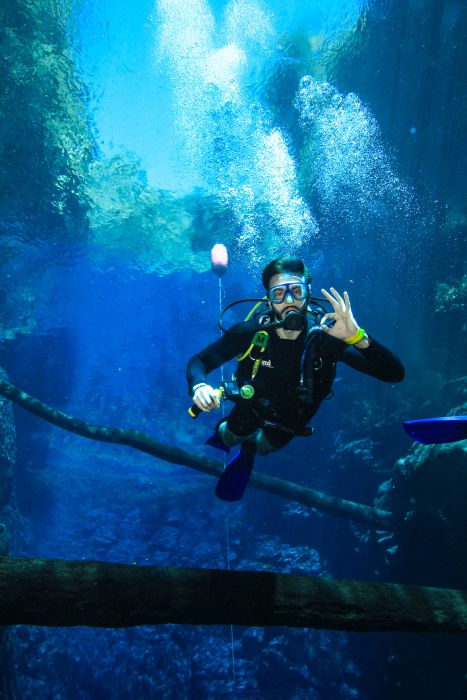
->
[0,378,395,530]
[1,556,467,633]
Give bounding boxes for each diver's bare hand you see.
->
[193,383,221,412]
[320,287,359,340]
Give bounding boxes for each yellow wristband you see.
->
[344,327,366,345]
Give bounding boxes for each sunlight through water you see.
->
[295,75,415,232]
[154,0,319,267]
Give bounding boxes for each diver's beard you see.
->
[273,305,307,322]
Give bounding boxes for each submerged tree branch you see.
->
[1,556,466,632]
[0,378,395,530]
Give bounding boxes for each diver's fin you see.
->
[205,429,230,453]
[403,416,467,444]
[215,440,256,501]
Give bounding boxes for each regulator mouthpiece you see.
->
[280,312,306,331]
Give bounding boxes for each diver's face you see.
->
[267,272,308,320]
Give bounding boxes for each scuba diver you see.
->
[187,256,405,500]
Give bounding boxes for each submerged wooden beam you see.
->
[0,378,395,530]
[1,556,466,632]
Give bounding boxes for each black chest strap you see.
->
[300,327,345,403]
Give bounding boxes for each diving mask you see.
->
[268,282,309,305]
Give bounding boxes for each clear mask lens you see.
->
[269,282,308,304]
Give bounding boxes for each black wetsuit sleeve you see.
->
[186,326,252,396]
[340,338,405,382]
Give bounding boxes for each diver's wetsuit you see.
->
[187,322,404,450]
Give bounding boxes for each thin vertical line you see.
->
[219,276,235,684]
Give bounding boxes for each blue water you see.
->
[1,0,467,698]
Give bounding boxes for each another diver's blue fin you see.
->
[403,416,467,444]
[215,440,256,501]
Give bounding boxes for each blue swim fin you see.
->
[215,440,256,502]
[205,429,230,453]
[205,420,230,452]
[403,416,467,444]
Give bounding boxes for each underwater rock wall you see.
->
[0,367,16,515]
[84,153,229,276]
[0,0,94,234]
[363,397,467,700]
[0,0,95,349]
[377,417,467,588]
[0,366,16,699]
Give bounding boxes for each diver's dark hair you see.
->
[261,256,312,289]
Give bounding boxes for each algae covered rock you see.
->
[85,151,234,274]
[0,0,94,233]
[376,434,467,587]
